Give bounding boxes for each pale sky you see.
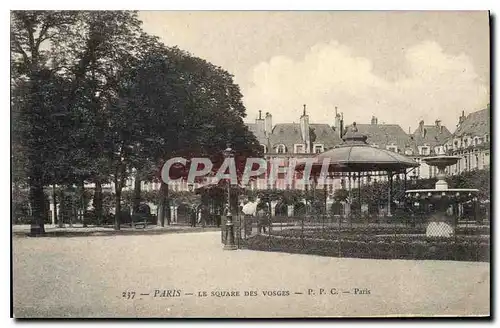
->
[139,11,490,133]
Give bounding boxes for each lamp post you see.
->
[223,145,237,250]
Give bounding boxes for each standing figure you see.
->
[257,206,269,234]
[190,205,197,227]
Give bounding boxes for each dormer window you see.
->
[420,146,430,156]
[386,145,398,153]
[276,144,286,154]
[405,148,414,155]
[313,144,324,154]
[294,144,305,154]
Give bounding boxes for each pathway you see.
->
[12,231,489,318]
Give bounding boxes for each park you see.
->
[11,11,490,318]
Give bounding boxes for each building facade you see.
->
[44,105,490,223]
[444,108,490,175]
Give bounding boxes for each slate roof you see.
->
[411,124,452,149]
[452,107,490,138]
[269,123,304,152]
[345,123,410,151]
[309,123,343,150]
[245,122,343,153]
[245,122,267,145]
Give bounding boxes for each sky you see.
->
[138,11,490,133]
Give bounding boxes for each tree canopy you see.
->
[11,10,262,232]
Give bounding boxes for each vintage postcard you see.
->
[11,10,490,318]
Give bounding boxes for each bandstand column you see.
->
[387,171,393,217]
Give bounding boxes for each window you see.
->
[372,144,379,148]
[474,137,479,146]
[313,144,324,153]
[387,145,397,153]
[405,148,413,155]
[276,144,286,154]
[420,146,430,155]
[484,134,489,143]
[294,144,305,153]
[261,144,267,153]
[464,138,469,147]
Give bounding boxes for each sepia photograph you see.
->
[10,10,491,318]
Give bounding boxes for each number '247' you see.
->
[122,291,135,299]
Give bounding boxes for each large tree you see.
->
[11,11,146,232]
[113,46,262,227]
[12,11,262,232]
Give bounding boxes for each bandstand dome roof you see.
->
[297,123,419,173]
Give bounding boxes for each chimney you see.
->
[457,110,466,127]
[264,112,272,136]
[371,116,378,125]
[419,120,424,136]
[340,112,344,138]
[300,104,310,151]
[334,106,341,132]
[435,119,443,134]
[255,110,265,135]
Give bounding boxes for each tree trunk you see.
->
[157,182,166,227]
[80,181,87,227]
[132,171,141,214]
[93,180,103,226]
[157,182,170,227]
[114,178,122,230]
[68,186,74,228]
[52,184,57,226]
[166,187,171,225]
[29,181,46,234]
[58,189,65,228]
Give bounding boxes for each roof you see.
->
[309,123,343,149]
[269,123,304,152]
[345,123,409,151]
[412,124,452,149]
[245,123,268,145]
[296,132,418,173]
[452,107,490,138]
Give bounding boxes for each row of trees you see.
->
[243,168,491,217]
[11,11,262,232]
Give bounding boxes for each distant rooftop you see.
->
[452,107,490,138]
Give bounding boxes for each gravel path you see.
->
[12,231,489,318]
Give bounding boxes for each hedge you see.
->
[246,234,490,262]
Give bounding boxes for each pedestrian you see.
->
[257,206,268,234]
[190,206,197,227]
